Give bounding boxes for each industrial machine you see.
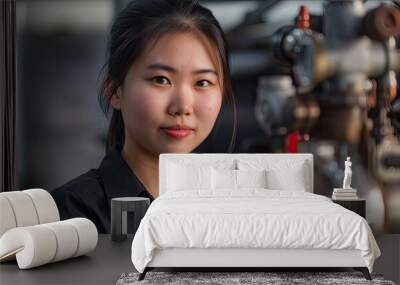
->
[227,0,400,232]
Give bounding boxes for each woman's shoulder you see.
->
[50,169,103,198]
[49,168,107,219]
[49,168,110,233]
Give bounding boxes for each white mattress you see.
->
[131,189,381,273]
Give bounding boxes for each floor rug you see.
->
[116,271,396,285]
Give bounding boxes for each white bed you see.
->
[131,153,381,281]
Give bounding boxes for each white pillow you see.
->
[236,169,267,188]
[167,163,212,191]
[212,168,237,190]
[266,166,306,191]
[211,168,268,190]
[237,158,309,192]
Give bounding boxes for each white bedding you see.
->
[131,189,381,273]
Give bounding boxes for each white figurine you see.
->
[343,156,352,189]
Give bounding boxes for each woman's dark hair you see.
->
[98,0,237,153]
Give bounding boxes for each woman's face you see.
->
[111,32,223,155]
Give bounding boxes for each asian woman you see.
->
[50,0,237,233]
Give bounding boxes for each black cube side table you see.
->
[332,198,366,218]
[111,197,150,242]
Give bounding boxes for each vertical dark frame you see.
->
[0,0,16,192]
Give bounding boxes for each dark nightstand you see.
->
[332,198,366,218]
[111,197,150,242]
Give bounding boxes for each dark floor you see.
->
[0,234,398,284]
[374,234,400,284]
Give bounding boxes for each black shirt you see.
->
[50,145,155,233]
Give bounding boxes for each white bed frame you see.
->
[139,153,371,281]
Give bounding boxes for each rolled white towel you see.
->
[0,189,60,238]
[0,191,40,228]
[0,196,17,237]
[24,188,60,224]
[65,218,98,258]
[0,225,57,268]
[41,221,79,262]
[0,218,98,269]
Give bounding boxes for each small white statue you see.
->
[343,156,352,189]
